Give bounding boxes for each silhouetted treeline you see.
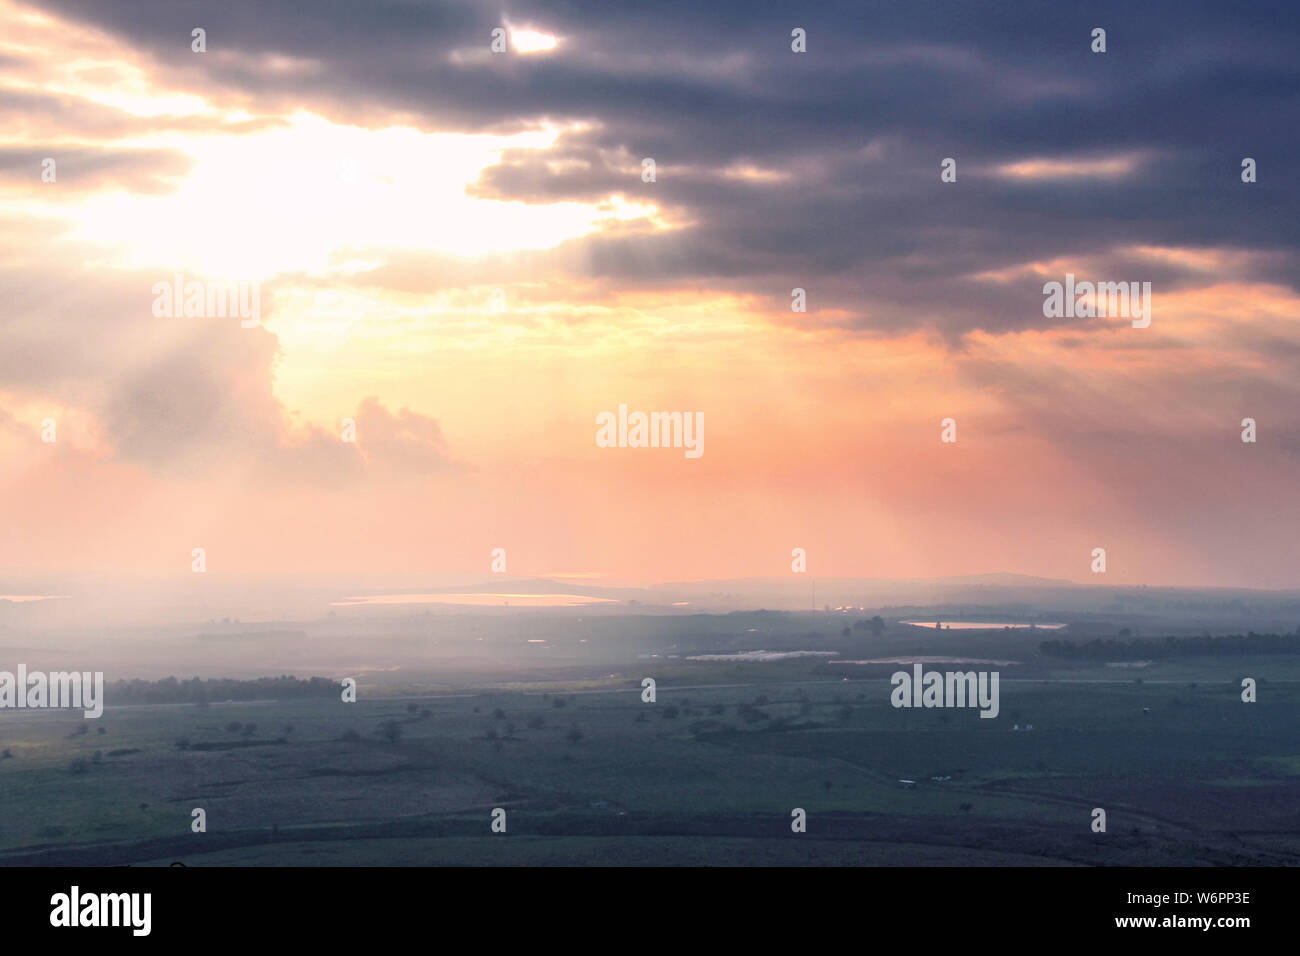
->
[107,675,338,704]
[1040,632,1300,660]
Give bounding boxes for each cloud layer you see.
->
[1,0,1297,585]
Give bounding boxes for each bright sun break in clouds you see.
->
[51,115,662,278]
[508,26,559,54]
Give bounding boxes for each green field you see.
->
[2,650,1297,866]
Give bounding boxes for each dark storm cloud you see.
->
[28,0,1300,337]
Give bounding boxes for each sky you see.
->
[1,0,1298,588]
